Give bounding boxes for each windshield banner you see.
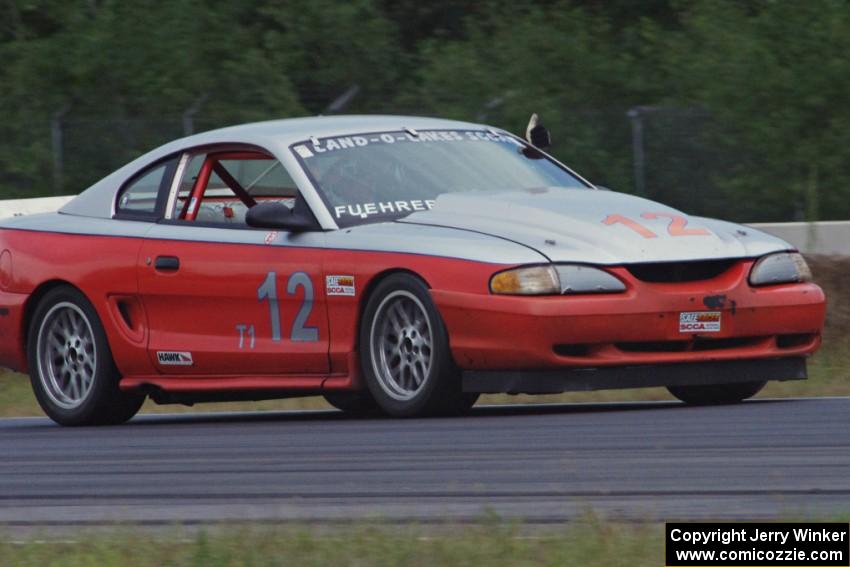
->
[293,129,521,158]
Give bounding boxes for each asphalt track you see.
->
[1,397,849,528]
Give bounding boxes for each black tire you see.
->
[323,390,382,416]
[442,392,480,416]
[27,286,145,426]
[360,273,464,417]
[667,381,766,406]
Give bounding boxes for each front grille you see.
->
[626,259,736,283]
[552,344,591,357]
[776,333,816,349]
[615,336,762,353]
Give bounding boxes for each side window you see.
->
[172,151,299,225]
[222,158,298,199]
[116,158,176,219]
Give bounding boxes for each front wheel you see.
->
[28,286,144,426]
[360,274,464,417]
[667,381,766,406]
[323,390,382,416]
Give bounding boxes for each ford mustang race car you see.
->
[0,115,826,425]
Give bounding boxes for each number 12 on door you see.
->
[238,271,318,347]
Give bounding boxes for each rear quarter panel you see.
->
[0,215,154,376]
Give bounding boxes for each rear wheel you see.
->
[28,286,144,426]
[360,274,464,417]
[667,381,766,405]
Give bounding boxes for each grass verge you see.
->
[0,520,662,567]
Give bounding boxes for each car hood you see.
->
[397,188,791,264]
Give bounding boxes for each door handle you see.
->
[154,256,180,271]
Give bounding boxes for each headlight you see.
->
[490,266,559,295]
[490,265,626,295]
[749,252,812,286]
[554,265,627,294]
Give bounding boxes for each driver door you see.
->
[137,149,330,377]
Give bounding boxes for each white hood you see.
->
[399,188,791,264]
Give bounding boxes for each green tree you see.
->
[662,0,850,221]
[256,0,401,113]
[0,0,305,194]
[1,0,850,223]
[399,2,659,192]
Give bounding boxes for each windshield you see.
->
[291,129,588,227]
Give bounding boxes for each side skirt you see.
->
[120,374,355,405]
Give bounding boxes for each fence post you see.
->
[182,94,209,136]
[50,104,71,195]
[477,95,506,122]
[627,107,646,197]
[323,85,360,115]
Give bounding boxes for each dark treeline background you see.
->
[1,0,848,222]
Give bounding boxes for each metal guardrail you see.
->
[0,196,74,219]
[0,196,847,256]
[749,222,850,257]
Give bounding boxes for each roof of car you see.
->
[186,114,484,145]
[60,115,489,220]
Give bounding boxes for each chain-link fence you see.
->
[0,100,838,223]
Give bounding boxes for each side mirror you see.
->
[525,113,551,149]
[246,201,319,232]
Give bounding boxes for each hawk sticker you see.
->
[156,351,194,366]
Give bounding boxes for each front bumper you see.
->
[463,356,806,394]
[433,262,826,371]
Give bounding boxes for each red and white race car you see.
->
[0,115,825,425]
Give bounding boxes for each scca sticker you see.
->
[156,351,194,366]
[679,312,721,333]
[326,275,355,297]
